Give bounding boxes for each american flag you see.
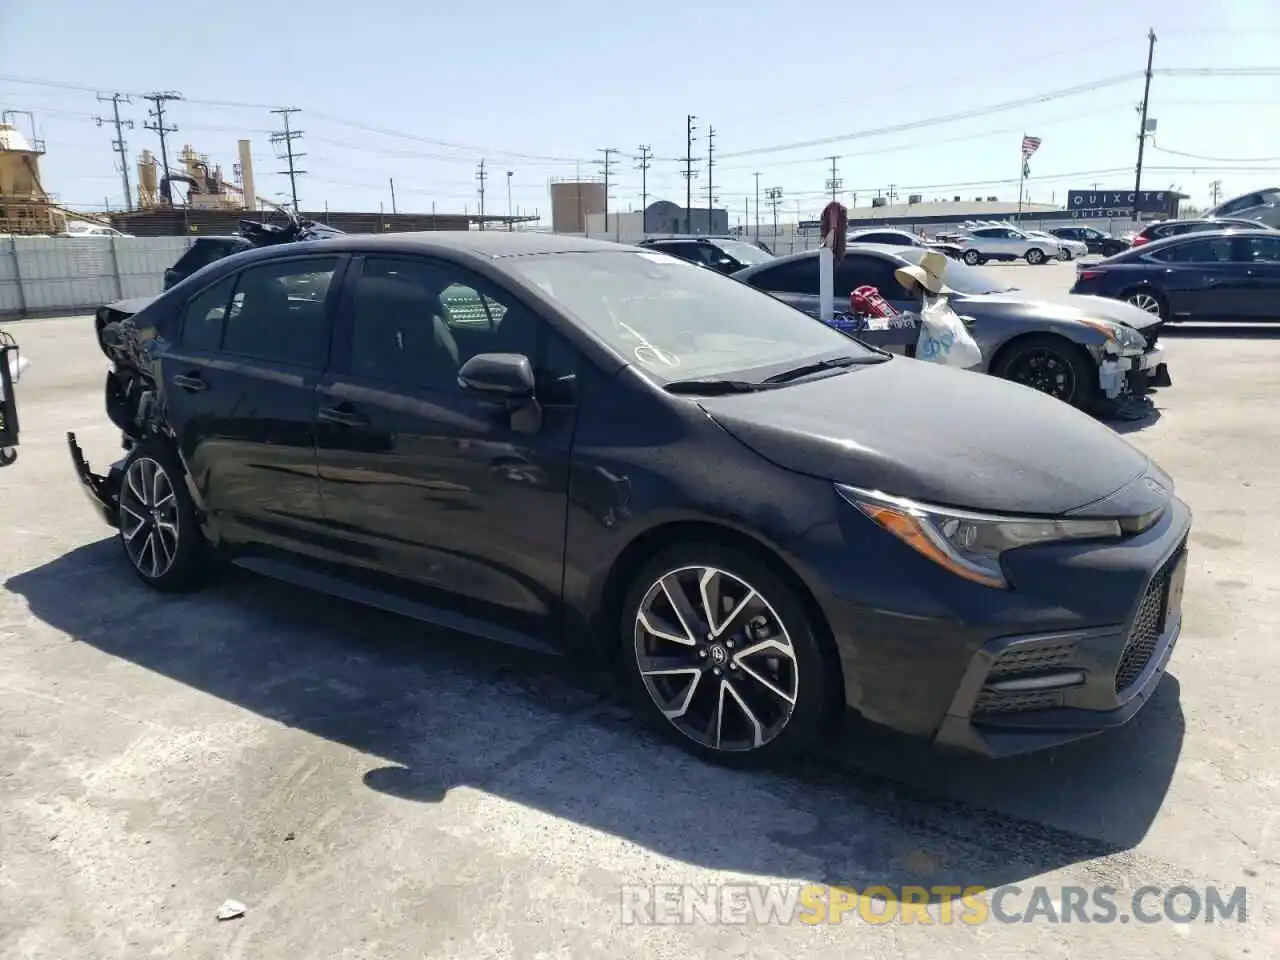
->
[1021,135,1042,159]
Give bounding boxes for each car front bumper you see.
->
[796,485,1192,757]
[1099,344,1171,399]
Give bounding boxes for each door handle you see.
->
[172,373,208,392]
[318,404,369,427]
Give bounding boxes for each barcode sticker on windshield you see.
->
[634,252,686,265]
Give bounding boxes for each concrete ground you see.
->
[1,263,1277,958]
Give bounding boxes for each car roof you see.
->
[1114,226,1275,256]
[732,243,905,276]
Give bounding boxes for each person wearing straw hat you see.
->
[893,249,948,299]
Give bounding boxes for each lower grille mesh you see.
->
[1114,547,1183,693]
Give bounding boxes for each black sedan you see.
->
[70,232,1190,766]
[1070,228,1280,321]
[1048,226,1129,257]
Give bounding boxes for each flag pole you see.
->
[1017,134,1026,222]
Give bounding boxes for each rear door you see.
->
[159,254,343,550]
[1231,235,1280,319]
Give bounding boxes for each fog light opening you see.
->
[986,670,1086,693]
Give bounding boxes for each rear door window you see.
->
[834,254,910,299]
[179,275,237,351]
[743,258,818,294]
[1147,237,1233,263]
[221,257,340,367]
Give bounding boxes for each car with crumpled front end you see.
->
[67,232,1190,767]
[733,244,1170,413]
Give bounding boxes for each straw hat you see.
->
[894,250,949,295]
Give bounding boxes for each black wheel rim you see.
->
[119,457,180,578]
[1008,349,1077,401]
[634,565,799,752]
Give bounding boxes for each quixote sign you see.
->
[1066,189,1181,218]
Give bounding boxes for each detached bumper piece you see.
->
[935,540,1189,757]
[0,332,20,467]
[1098,344,1170,401]
[67,432,123,527]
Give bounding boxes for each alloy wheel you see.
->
[1007,349,1077,401]
[963,250,981,265]
[1127,292,1162,315]
[1026,248,1044,265]
[634,565,799,752]
[119,457,181,579]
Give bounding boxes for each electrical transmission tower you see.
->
[269,107,306,214]
[705,125,716,232]
[766,186,784,240]
[681,115,699,234]
[598,148,618,239]
[94,93,134,211]
[476,159,488,229]
[635,145,653,234]
[825,156,842,203]
[142,91,182,205]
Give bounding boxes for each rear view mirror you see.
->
[457,353,535,402]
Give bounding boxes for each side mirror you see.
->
[457,353,535,402]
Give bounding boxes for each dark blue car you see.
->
[1070,228,1280,322]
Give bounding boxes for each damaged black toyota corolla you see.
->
[70,232,1190,766]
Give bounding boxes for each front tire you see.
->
[1025,247,1046,265]
[620,542,835,768]
[1121,286,1168,322]
[992,334,1096,408]
[963,249,982,266]
[117,437,208,591]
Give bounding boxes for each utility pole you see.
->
[753,172,761,242]
[766,186,783,242]
[1210,179,1223,205]
[598,148,617,239]
[706,125,716,234]
[825,156,842,203]
[94,93,134,211]
[476,159,487,229]
[636,145,652,236]
[269,107,305,214]
[682,115,698,234]
[142,91,181,205]
[887,183,898,204]
[1132,27,1158,222]
[506,171,514,231]
[389,178,397,214]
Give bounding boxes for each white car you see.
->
[953,224,1066,266]
[60,223,132,238]
[1026,229,1087,261]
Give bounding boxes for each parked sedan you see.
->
[1129,217,1268,248]
[1049,226,1129,258]
[732,245,1170,411]
[1070,228,1280,322]
[847,228,964,259]
[69,232,1190,766]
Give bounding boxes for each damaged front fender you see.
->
[67,432,123,528]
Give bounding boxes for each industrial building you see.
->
[0,120,61,235]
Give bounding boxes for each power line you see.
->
[682,114,698,234]
[142,91,181,204]
[1132,28,1157,221]
[93,93,134,211]
[1151,141,1280,163]
[824,156,841,202]
[599,147,618,239]
[635,145,652,232]
[269,107,305,213]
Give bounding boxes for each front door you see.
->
[1232,234,1280,319]
[314,254,580,643]
[158,255,342,550]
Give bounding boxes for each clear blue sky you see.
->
[1,0,1276,222]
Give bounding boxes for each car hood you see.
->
[699,358,1151,516]
[960,289,1162,330]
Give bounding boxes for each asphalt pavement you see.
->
[1,263,1277,958]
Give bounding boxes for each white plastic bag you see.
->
[915,295,983,369]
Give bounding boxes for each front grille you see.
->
[987,641,1076,680]
[974,690,1061,715]
[1114,547,1183,693]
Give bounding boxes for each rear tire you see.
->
[963,249,982,266]
[992,334,1096,409]
[1121,286,1168,322]
[117,436,209,592]
[1025,247,1046,265]
[619,541,835,769]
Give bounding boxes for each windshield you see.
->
[712,238,774,266]
[895,246,1014,295]
[508,249,876,382]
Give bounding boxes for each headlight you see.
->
[1079,319,1146,350]
[835,485,1122,589]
